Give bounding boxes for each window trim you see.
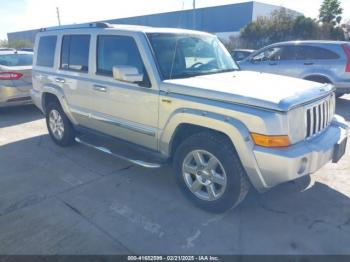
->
[295,45,340,60]
[60,34,91,73]
[95,34,151,88]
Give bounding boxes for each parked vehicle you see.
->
[31,23,348,212]
[231,49,255,62]
[239,41,350,97]
[18,48,34,52]
[0,50,33,107]
[0,48,15,51]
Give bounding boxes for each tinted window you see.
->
[97,35,150,86]
[252,47,283,62]
[280,46,298,60]
[37,36,57,67]
[61,35,90,72]
[296,46,340,60]
[233,51,251,61]
[0,54,33,66]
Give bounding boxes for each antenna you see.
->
[56,7,61,26]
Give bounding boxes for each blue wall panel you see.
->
[104,2,253,33]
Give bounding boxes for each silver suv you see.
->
[31,23,348,212]
[239,41,350,97]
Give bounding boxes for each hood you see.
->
[161,71,334,111]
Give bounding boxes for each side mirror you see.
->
[112,65,143,84]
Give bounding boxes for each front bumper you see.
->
[252,115,348,191]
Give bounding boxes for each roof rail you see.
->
[40,22,112,32]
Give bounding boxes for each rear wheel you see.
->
[46,102,75,147]
[173,132,250,213]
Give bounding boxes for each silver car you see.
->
[0,50,33,107]
[239,41,350,96]
[231,49,255,62]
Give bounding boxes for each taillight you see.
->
[0,72,23,80]
[341,44,350,72]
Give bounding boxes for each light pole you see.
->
[193,0,196,29]
[56,7,61,26]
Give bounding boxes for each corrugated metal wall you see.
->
[103,2,253,33]
[7,1,288,44]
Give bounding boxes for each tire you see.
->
[46,102,76,147]
[173,131,250,213]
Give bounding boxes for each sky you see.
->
[0,0,350,40]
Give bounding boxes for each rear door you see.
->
[56,34,94,128]
[295,45,340,79]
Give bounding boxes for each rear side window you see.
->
[36,36,57,67]
[296,46,340,60]
[0,54,33,66]
[61,35,90,72]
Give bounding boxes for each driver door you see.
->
[242,46,283,74]
[84,34,159,150]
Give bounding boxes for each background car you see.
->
[230,49,255,62]
[0,50,33,107]
[18,48,34,52]
[239,41,350,97]
[0,48,15,51]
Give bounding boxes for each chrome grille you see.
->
[306,94,335,138]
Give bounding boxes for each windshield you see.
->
[147,33,239,80]
[0,54,33,66]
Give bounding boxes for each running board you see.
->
[75,137,162,169]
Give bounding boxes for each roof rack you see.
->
[40,22,112,32]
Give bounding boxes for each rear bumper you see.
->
[334,82,350,94]
[30,88,44,113]
[0,85,32,107]
[252,115,348,191]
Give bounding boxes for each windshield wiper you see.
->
[211,68,239,74]
[170,72,198,79]
[169,68,239,80]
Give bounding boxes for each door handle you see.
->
[93,85,107,92]
[269,62,278,66]
[55,78,66,83]
[304,62,314,66]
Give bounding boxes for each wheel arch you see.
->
[41,85,77,125]
[303,74,333,84]
[159,109,268,191]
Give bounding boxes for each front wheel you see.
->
[173,132,250,213]
[46,102,76,147]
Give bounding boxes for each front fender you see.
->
[159,108,269,191]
